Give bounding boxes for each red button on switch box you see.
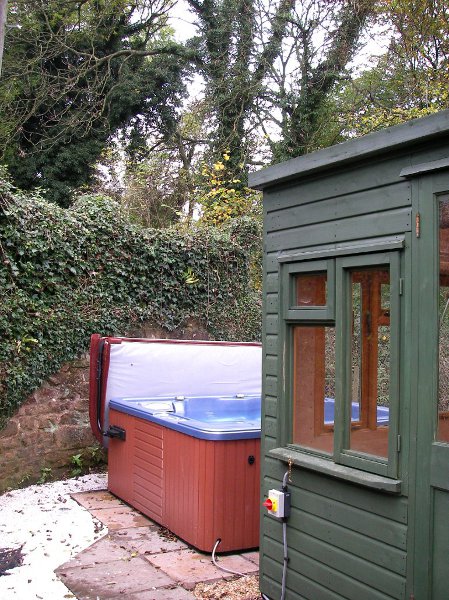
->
[263,498,273,510]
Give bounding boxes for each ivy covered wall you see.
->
[0,175,262,427]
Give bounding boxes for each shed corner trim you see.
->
[400,157,449,178]
[277,235,405,263]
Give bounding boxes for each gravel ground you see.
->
[0,474,108,600]
[194,575,262,599]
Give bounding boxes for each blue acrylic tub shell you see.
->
[109,395,262,441]
[324,398,390,425]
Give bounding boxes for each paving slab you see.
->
[241,551,260,567]
[89,505,153,530]
[125,586,195,599]
[60,535,139,567]
[146,548,259,590]
[56,554,173,599]
[71,490,124,511]
[110,525,188,555]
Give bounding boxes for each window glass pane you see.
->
[438,198,449,441]
[296,272,327,306]
[292,325,335,453]
[349,268,390,459]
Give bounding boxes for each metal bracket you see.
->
[106,425,126,441]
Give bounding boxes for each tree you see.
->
[186,0,295,183]
[0,0,188,206]
[0,0,7,75]
[338,0,449,136]
[259,0,376,161]
[185,0,376,178]
[94,97,209,224]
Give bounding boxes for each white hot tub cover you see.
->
[90,337,262,444]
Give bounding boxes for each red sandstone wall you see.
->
[0,355,98,492]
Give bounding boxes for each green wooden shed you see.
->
[249,110,449,600]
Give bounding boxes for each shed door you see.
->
[414,187,449,599]
[430,193,449,599]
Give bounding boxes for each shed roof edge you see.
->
[249,110,449,190]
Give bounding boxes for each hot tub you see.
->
[107,393,261,553]
[89,337,263,553]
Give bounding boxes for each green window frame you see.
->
[279,250,401,481]
[281,259,335,321]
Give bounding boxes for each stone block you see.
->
[89,506,154,530]
[71,491,125,511]
[16,415,40,431]
[59,413,82,426]
[32,386,56,403]
[0,419,19,439]
[54,425,96,449]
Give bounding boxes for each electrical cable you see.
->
[441,294,449,326]
[261,469,290,600]
[280,521,288,600]
[280,469,289,600]
[211,539,247,577]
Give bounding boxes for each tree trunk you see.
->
[0,0,8,76]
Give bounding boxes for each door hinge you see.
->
[399,278,404,295]
[415,212,421,238]
[397,434,401,452]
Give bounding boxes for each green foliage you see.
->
[338,0,449,136]
[37,467,53,485]
[118,155,190,229]
[186,0,294,182]
[70,453,84,477]
[1,0,187,207]
[0,171,261,426]
[69,445,107,476]
[197,153,262,225]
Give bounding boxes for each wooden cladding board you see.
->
[262,469,407,600]
[107,411,260,552]
[266,182,411,232]
[266,207,411,253]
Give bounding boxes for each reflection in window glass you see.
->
[349,268,390,459]
[351,282,362,425]
[438,198,449,441]
[296,273,327,306]
[292,325,335,453]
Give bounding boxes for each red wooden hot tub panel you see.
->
[108,409,260,552]
[107,411,135,506]
[108,409,165,525]
[164,430,260,552]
